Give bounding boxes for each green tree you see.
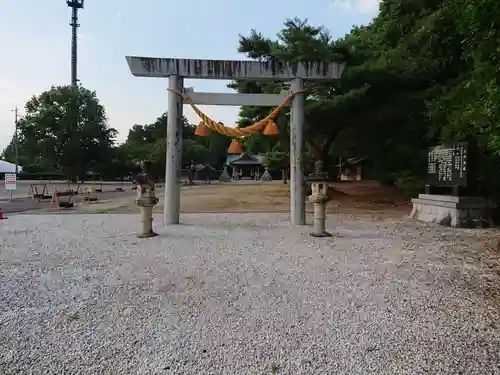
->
[15,85,117,181]
[121,113,218,181]
[359,0,500,195]
[229,18,355,172]
[229,9,500,196]
[265,151,288,183]
[2,133,32,170]
[93,143,137,181]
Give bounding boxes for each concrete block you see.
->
[410,194,493,228]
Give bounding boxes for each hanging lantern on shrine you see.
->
[228,138,244,154]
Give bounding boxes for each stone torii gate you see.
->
[125,56,345,226]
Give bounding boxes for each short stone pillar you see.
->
[134,169,159,238]
[306,160,333,237]
[355,165,362,181]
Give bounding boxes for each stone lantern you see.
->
[306,160,334,237]
[134,164,159,238]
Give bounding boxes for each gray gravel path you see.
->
[1,213,499,374]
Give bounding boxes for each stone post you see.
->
[356,165,362,181]
[134,167,159,238]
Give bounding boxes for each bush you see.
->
[393,170,425,197]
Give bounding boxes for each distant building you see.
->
[0,160,23,174]
[337,157,365,181]
[225,153,266,180]
[190,163,218,181]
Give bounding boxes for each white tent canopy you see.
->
[0,160,22,173]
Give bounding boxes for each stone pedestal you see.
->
[135,168,160,238]
[410,194,493,228]
[308,182,332,237]
[136,196,159,238]
[136,205,155,238]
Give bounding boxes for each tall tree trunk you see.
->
[319,132,338,170]
[188,161,195,185]
[281,169,288,184]
[306,140,322,161]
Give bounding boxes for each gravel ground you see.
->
[1,213,500,374]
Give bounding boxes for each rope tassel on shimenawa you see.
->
[228,139,244,154]
[194,121,210,137]
[169,88,304,151]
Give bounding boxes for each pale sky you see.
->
[0,0,379,151]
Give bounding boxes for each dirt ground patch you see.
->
[100,180,411,218]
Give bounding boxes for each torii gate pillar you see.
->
[165,75,184,224]
[290,78,305,225]
[126,56,345,225]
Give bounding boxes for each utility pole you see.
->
[11,106,19,175]
[67,0,84,86]
[66,0,84,183]
[14,107,19,174]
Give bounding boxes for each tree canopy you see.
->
[230,0,500,196]
[2,0,499,198]
[3,85,117,180]
[118,114,230,180]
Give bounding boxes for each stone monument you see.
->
[410,142,493,228]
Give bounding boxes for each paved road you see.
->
[0,182,134,215]
[0,180,132,201]
[0,199,45,215]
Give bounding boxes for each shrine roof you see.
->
[225,153,266,166]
